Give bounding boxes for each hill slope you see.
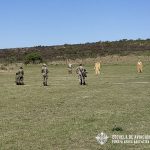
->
[0,39,150,62]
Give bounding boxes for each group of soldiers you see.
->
[15,63,88,86]
[15,64,49,86]
[15,60,143,86]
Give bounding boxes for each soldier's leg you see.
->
[45,76,48,86]
[43,76,46,86]
[98,69,100,75]
[96,68,99,75]
[68,68,72,74]
[137,66,141,73]
[22,77,24,85]
[96,69,99,75]
[15,75,19,85]
[140,66,143,73]
[82,76,86,85]
[79,75,82,85]
[18,77,21,85]
[16,79,19,85]
[20,76,24,85]
[20,77,22,85]
[140,68,142,73]
[95,69,97,75]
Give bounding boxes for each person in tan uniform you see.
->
[137,60,143,73]
[67,63,73,74]
[94,62,101,75]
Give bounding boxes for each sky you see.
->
[0,0,150,49]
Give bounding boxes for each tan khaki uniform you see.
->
[94,62,101,75]
[137,61,143,73]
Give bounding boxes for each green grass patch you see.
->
[0,64,150,149]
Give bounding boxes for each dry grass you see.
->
[46,55,150,65]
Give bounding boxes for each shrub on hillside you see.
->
[24,52,43,64]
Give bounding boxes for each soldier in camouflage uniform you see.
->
[15,72,20,85]
[41,64,49,86]
[15,66,24,85]
[76,64,87,85]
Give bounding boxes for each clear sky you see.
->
[0,0,150,48]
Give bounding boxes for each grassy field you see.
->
[0,63,150,150]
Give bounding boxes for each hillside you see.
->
[0,39,150,63]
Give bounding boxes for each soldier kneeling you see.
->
[15,66,24,85]
[15,72,20,85]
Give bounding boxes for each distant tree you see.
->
[24,52,42,64]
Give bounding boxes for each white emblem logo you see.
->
[96,132,108,145]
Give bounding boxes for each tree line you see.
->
[0,39,150,63]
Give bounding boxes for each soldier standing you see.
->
[76,64,87,85]
[68,63,73,74]
[94,62,101,75]
[41,64,49,86]
[15,72,20,85]
[137,60,143,73]
[15,66,24,85]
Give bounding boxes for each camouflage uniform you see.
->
[41,64,48,86]
[15,72,20,85]
[15,67,24,85]
[76,64,87,85]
